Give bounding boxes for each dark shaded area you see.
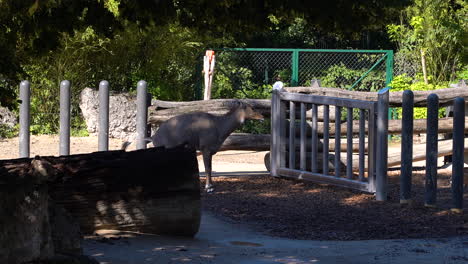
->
[202,169,467,240]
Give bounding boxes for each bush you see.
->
[390,74,448,119]
[319,63,386,92]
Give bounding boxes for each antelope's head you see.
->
[232,101,264,123]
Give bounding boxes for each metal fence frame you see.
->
[212,48,394,89]
[270,88,389,200]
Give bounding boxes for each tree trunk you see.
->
[421,48,429,85]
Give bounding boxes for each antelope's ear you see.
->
[233,100,243,108]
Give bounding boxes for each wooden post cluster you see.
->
[400,90,465,211]
[451,97,465,212]
[425,94,439,207]
[400,90,414,203]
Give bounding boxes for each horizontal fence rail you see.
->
[270,89,389,200]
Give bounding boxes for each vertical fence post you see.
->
[334,106,342,176]
[323,105,330,174]
[376,87,389,201]
[136,80,148,150]
[358,109,365,181]
[311,104,318,173]
[98,80,109,151]
[400,90,414,203]
[271,90,280,176]
[59,80,71,156]
[291,50,299,86]
[289,101,296,169]
[451,97,465,213]
[19,80,30,158]
[146,92,153,138]
[346,107,353,179]
[425,93,439,207]
[300,102,307,171]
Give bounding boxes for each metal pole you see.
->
[425,93,439,207]
[400,90,414,204]
[136,80,148,150]
[376,87,389,201]
[19,80,30,158]
[98,80,109,151]
[59,80,71,156]
[451,97,465,213]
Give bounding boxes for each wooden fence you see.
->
[270,88,390,200]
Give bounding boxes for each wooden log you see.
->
[149,99,271,124]
[0,159,84,262]
[388,138,468,167]
[284,86,468,107]
[149,99,338,125]
[0,147,201,237]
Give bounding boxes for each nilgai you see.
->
[149,101,264,192]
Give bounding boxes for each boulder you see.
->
[0,105,17,127]
[79,88,139,141]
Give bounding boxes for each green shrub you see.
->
[0,124,18,138]
[390,74,448,119]
[319,63,386,92]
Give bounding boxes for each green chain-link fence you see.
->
[200,48,393,99]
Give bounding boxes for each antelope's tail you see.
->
[121,137,153,151]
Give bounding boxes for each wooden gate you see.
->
[270,88,390,200]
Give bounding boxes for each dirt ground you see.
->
[2,135,467,241]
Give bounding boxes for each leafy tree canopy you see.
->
[0,0,410,107]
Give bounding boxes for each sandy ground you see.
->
[2,135,467,263]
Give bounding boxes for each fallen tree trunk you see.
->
[149,99,271,124]
[284,86,468,107]
[150,99,337,123]
[0,147,201,238]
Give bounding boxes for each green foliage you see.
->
[456,65,468,80]
[0,124,18,138]
[235,119,271,134]
[387,0,467,83]
[319,63,385,92]
[390,74,447,119]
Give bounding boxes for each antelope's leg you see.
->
[202,151,214,192]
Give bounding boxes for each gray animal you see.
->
[150,101,263,192]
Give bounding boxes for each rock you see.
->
[79,88,139,141]
[0,105,17,127]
